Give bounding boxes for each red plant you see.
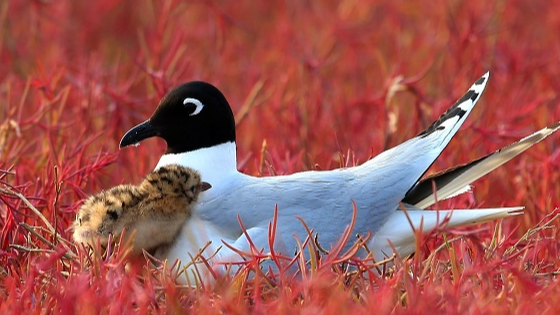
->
[2,0,560,313]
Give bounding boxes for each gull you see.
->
[119,72,560,281]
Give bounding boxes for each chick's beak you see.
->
[196,182,212,194]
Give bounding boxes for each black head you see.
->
[120,81,236,154]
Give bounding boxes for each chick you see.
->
[73,165,211,256]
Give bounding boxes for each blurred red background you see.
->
[1,0,560,313]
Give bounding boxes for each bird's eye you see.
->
[183,98,204,116]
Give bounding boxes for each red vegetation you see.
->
[2,0,560,313]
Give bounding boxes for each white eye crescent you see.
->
[184,98,204,116]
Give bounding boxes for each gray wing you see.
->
[356,72,490,208]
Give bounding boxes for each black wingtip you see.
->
[417,72,489,139]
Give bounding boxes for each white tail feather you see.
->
[370,206,524,260]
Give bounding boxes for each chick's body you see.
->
[73,165,210,256]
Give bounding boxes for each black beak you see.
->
[119,120,160,148]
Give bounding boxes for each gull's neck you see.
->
[155,141,238,185]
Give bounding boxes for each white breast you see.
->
[163,214,239,285]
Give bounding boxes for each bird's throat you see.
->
[155,141,238,187]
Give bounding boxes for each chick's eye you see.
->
[183,98,204,116]
[107,210,119,220]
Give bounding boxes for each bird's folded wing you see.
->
[363,73,489,201]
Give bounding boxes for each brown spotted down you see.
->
[73,164,211,255]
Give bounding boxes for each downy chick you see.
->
[73,165,211,256]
